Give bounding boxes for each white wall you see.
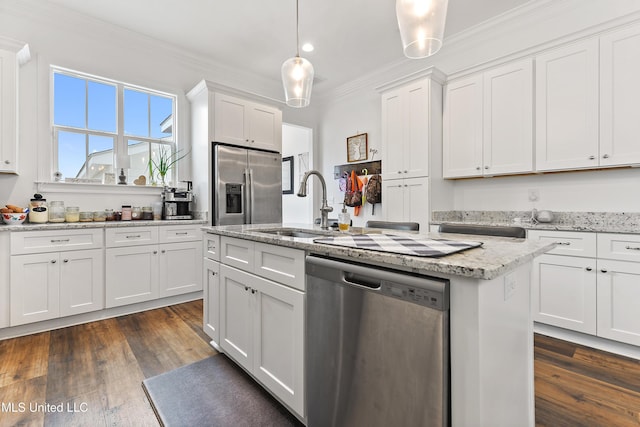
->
[315,1,640,216]
[282,123,314,224]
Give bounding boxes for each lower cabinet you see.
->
[381,176,429,231]
[597,259,640,346]
[219,263,304,418]
[10,249,104,326]
[203,257,220,346]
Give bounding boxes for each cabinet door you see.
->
[531,254,597,334]
[10,253,60,325]
[404,80,430,178]
[214,93,248,146]
[203,258,220,345]
[0,48,18,173]
[219,264,254,371]
[158,241,202,298]
[483,59,533,175]
[381,88,404,180]
[105,245,159,308]
[381,180,406,223]
[248,102,282,152]
[404,177,429,231]
[597,260,640,346]
[443,74,483,178]
[59,249,104,317]
[600,22,640,166]
[252,276,305,417]
[536,39,599,171]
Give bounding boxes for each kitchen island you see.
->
[202,223,556,427]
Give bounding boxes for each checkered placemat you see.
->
[313,234,483,257]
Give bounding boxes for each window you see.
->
[52,67,177,185]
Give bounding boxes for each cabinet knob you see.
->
[251,140,255,143]
[403,170,408,173]
[586,267,592,271]
[588,155,596,160]
[244,286,249,291]
[476,166,481,170]
[251,289,257,294]
[603,154,610,159]
[484,166,489,170]
[153,250,158,254]
[601,269,608,273]
[161,250,166,254]
[63,259,69,263]
[51,259,57,264]
[397,171,402,174]
[3,160,9,165]
[245,139,250,142]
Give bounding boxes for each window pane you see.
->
[58,131,86,179]
[151,94,173,140]
[124,89,149,137]
[87,135,114,180]
[88,81,116,132]
[54,73,85,128]
[128,139,150,184]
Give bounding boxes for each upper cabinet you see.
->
[0,39,30,174]
[443,59,533,178]
[381,71,444,180]
[214,93,282,153]
[535,39,599,171]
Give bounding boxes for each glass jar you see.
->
[93,210,106,222]
[65,206,80,223]
[105,209,115,221]
[29,194,48,224]
[131,206,142,220]
[49,201,65,223]
[79,211,93,222]
[142,206,153,220]
[121,205,132,221]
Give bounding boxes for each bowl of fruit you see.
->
[1,205,29,225]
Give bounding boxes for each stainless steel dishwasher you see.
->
[305,255,450,427]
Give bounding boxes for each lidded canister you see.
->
[29,194,48,223]
[49,201,66,223]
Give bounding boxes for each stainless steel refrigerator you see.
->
[211,143,282,225]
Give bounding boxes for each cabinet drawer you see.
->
[204,232,221,261]
[597,233,640,262]
[220,236,254,271]
[254,242,305,291]
[105,227,158,248]
[528,230,596,257]
[159,225,201,243]
[11,228,103,255]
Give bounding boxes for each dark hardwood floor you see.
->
[1,300,639,426]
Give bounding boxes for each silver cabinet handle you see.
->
[484,165,489,169]
[125,235,141,239]
[51,239,70,243]
[251,289,257,294]
[161,249,166,254]
[603,154,610,159]
[556,241,571,245]
[586,267,592,271]
[153,250,158,254]
[51,259,57,264]
[244,286,249,291]
[588,155,596,160]
[63,259,69,263]
[625,246,640,251]
[175,232,188,236]
[601,269,608,273]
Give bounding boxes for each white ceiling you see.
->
[45,0,532,95]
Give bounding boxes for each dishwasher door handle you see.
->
[342,272,382,290]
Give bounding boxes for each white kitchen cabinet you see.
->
[214,92,282,152]
[219,263,304,418]
[535,39,600,171]
[0,39,29,174]
[600,22,640,166]
[11,249,104,326]
[381,74,442,180]
[105,225,202,308]
[381,176,429,231]
[443,59,533,178]
[203,257,220,346]
[531,253,597,334]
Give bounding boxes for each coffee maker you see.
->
[162,181,193,220]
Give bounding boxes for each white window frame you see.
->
[50,66,178,185]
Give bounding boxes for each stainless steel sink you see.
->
[252,228,334,239]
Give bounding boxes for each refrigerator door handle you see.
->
[245,168,252,224]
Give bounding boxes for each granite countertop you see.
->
[203,223,556,281]
[0,219,207,232]
[431,211,640,234]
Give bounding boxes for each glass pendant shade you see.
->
[396,0,449,59]
[281,55,314,108]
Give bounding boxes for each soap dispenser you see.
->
[338,204,350,232]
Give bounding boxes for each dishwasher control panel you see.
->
[381,280,448,311]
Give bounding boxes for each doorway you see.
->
[282,123,313,224]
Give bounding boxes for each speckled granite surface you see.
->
[203,223,555,281]
[432,211,640,234]
[0,219,206,232]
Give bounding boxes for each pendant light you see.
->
[281,0,314,108]
[396,0,449,59]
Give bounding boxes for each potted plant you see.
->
[151,147,189,187]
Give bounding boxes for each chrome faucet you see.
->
[297,170,333,229]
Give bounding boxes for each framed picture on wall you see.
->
[282,156,294,194]
[347,133,368,162]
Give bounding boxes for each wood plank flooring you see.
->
[1,300,639,426]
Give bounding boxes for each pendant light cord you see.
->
[295,0,300,57]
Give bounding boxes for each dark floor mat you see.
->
[142,354,303,427]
